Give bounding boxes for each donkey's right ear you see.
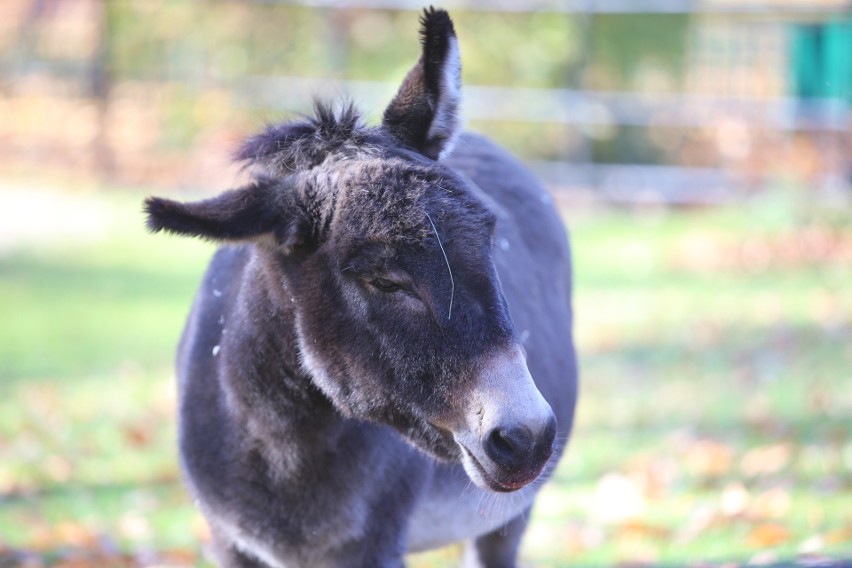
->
[382,7,462,161]
[144,179,310,253]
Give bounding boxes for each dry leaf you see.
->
[750,487,791,519]
[684,439,734,477]
[123,423,153,448]
[748,523,791,547]
[619,520,671,540]
[824,523,852,544]
[53,523,98,548]
[741,444,791,477]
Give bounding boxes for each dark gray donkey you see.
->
[144,7,577,568]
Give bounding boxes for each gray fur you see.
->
[145,8,577,568]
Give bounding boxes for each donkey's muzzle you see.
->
[455,344,557,492]
[484,415,556,479]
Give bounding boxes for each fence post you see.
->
[92,0,114,182]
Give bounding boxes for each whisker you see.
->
[426,213,455,320]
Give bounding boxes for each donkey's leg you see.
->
[461,507,531,568]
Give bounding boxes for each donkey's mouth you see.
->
[403,419,461,462]
[457,443,544,493]
[427,422,463,461]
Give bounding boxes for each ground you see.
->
[0,186,850,567]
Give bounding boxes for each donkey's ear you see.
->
[382,7,462,160]
[144,179,309,253]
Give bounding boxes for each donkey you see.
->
[145,8,577,568]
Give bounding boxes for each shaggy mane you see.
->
[236,100,377,174]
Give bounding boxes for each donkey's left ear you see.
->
[382,7,462,161]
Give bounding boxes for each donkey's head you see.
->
[145,8,555,492]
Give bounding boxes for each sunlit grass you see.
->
[0,189,849,566]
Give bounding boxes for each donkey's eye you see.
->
[370,278,404,293]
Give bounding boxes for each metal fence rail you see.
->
[238,75,850,131]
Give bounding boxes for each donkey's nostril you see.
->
[484,426,532,469]
[483,414,557,476]
[488,429,514,456]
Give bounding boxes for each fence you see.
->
[1,0,849,203]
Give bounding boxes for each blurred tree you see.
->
[589,13,690,92]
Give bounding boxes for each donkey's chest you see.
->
[405,464,538,552]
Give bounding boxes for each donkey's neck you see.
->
[221,248,346,475]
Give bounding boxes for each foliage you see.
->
[589,14,690,91]
[105,2,579,88]
[0,189,850,566]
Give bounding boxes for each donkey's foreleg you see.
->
[460,507,532,568]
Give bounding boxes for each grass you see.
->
[0,187,849,566]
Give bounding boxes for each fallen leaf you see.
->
[53,523,98,548]
[618,520,671,540]
[749,487,791,519]
[676,505,728,544]
[123,423,153,448]
[684,439,735,477]
[748,523,791,547]
[824,523,852,544]
[741,444,791,477]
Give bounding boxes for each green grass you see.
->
[0,189,849,566]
